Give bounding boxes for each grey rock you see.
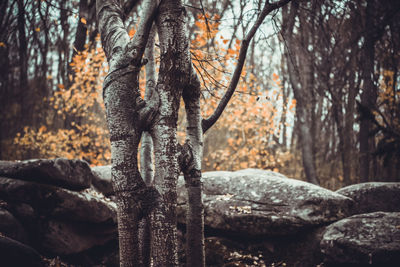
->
[91,165,113,196]
[0,207,28,243]
[177,169,354,236]
[336,182,400,214]
[0,236,45,267]
[42,220,117,255]
[0,176,118,258]
[205,237,230,266]
[0,177,116,224]
[52,188,117,224]
[11,202,36,222]
[320,212,400,266]
[0,158,92,191]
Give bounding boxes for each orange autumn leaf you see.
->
[13,43,111,166]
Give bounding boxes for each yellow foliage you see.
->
[184,13,295,172]
[13,13,295,170]
[13,41,111,166]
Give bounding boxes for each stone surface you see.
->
[336,182,400,214]
[0,176,117,256]
[0,207,28,243]
[3,162,397,266]
[42,220,117,255]
[177,169,354,236]
[91,165,113,196]
[52,188,117,224]
[0,177,116,224]
[320,212,400,266]
[0,236,45,267]
[0,158,92,191]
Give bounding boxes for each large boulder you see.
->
[0,161,119,263]
[91,165,113,196]
[320,212,400,266]
[177,169,354,236]
[336,182,400,214]
[42,220,117,255]
[0,177,116,224]
[0,207,28,243]
[0,158,93,191]
[0,236,45,267]
[0,176,117,256]
[52,189,117,224]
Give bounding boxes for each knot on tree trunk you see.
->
[137,186,162,219]
[136,88,160,131]
[178,142,202,186]
[178,142,194,174]
[184,170,202,187]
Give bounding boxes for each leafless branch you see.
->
[202,0,292,133]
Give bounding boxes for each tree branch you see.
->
[201,0,292,133]
[98,0,160,131]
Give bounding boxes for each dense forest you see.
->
[0,0,399,266]
[1,0,399,187]
[1,0,399,189]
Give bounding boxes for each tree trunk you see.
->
[296,100,319,185]
[139,26,156,267]
[359,0,376,183]
[97,0,292,265]
[342,69,358,185]
[97,0,161,265]
[183,75,205,267]
[148,0,193,265]
[282,2,319,185]
[17,0,29,116]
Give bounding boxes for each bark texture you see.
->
[148,0,193,265]
[138,26,156,267]
[97,0,160,266]
[183,76,205,267]
[97,0,292,266]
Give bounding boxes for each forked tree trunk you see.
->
[98,0,292,266]
[97,0,162,266]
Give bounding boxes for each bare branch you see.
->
[202,0,292,133]
[97,0,160,68]
[129,0,161,64]
[97,0,130,61]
